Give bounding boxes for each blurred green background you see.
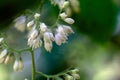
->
[1,0,120,80]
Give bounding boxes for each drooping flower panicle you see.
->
[26,11,74,52]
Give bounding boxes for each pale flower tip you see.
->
[64,18,75,24]
[64,74,74,80]
[13,60,19,72]
[0,37,4,43]
[71,68,80,73]
[19,59,24,71]
[4,55,11,64]
[34,13,40,20]
[44,32,54,42]
[14,16,26,32]
[63,1,69,9]
[44,42,52,52]
[40,23,47,32]
[0,49,8,59]
[60,12,67,19]
[27,20,34,28]
[72,74,80,79]
[0,57,5,64]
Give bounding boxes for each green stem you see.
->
[18,48,31,53]
[50,8,63,28]
[36,67,73,78]
[37,0,45,12]
[30,49,36,80]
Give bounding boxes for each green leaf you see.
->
[74,0,117,43]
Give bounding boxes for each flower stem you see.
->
[30,49,36,80]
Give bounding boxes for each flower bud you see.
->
[71,68,80,73]
[62,25,74,35]
[44,41,52,52]
[60,12,67,19]
[24,78,28,80]
[29,29,39,39]
[4,54,14,64]
[65,7,72,17]
[44,32,54,42]
[56,26,65,35]
[0,37,4,43]
[13,60,19,71]
[63,1,69,9]
[64,18,75,24]
[0,57,5,64]
[69,0,80,13]
[4,55,11,64]
[19,58,24,71]
[40,23,47,32]
[34,13,40,20]
[49,32,54,41]
[44,32,51,42]
[0,49,8,59]
[64,74,74,80]
[14,16,26,32]
[71,73,80,79]
[55,33,67,45]
[27,20,34,28]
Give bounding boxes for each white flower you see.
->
[14,16,26,32]
[57,25,74,36]
[40,23,47,32]
[28,28,42,49]
[57,0,65,9]
[4,55,11,64]
[24,78,28,80]
[71,68,80,73]
[56,25,66,35]
[64,18,75,24]
[49,32,54,41]
[64,74,74,80]
[44,32,54,42]
[27,20,34,28]
[28,29,39,40]
[0,57,5,64]
[44,41,52,52]
[60,12,68,19]
[55,33,67,45]
[28,36,42,49]
[63,1,69,9]
[0,49,8,59]
[4,54,14,64]
[0,37,4,43]
[34,13,40,20]
[62,25,74,35]
[71,73,80,79]
[13,59,24,71]
[69,0,80,13]
[65,7,72,17]
[13,60,19,71]
[19,59,24,71]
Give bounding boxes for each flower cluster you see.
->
[0,37,24,72]
[50,0,80,16]
[27,11,74,52]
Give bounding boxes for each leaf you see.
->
[74,0,117,43]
